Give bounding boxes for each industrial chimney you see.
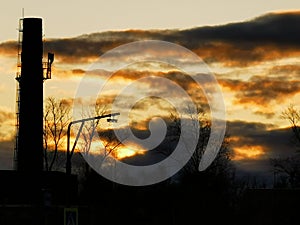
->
[15,18,53,172]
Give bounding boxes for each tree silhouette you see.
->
[43,97,71,171]
[281,104,300,149]
[164,111,234,180]
[78,104,107,157]
[271,104,300,188]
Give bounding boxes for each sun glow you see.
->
[113,146,146,160]
[78,139,146,160]
[233,145,265,161]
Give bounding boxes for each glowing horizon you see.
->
[1,9,300,171]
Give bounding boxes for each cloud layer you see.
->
[1,11,300,66]
[1,11,300,173]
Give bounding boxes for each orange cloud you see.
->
[220,76,300,107]
[73,68,209,120]
[52,67,86,78]
[0,108,15,142]
[110,69,197,91]
[0,109,14,123]
[254,110,276,119]
[0,40,17,57]
[269,64,300,79]
[233,145,266,161]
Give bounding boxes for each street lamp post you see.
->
[66,112,120,176]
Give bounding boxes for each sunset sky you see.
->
[1,1,300,182]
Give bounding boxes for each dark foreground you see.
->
[0,170,299,225]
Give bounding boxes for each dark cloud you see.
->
[220,76,300,107]
[1,11,299,67]
[40,11,300,66]
[0,140,13,170]
[227,120,296,159]
[76,68,209,112]
[44,38,126,63]
[88,119,296,177]
[179,11,300,45]
[41,29,176,63]
[111,69,199,92]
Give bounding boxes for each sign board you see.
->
[64,208,78,225]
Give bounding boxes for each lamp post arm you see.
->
[66,112,120,175]
[71,113,120,125]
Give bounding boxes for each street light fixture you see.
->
[66,112,120,176]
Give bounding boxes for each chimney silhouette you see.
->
[17,18,44,172]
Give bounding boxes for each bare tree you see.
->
[271,104,300,188]
[159,108,234,183]
[44,97,71,171]
[270,157,300,188]
[281,104,300,148]
[76,103,126,175]
[79,104,107,157]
